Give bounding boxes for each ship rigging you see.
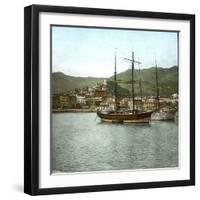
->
[97,50,153,123]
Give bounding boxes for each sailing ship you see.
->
[151,60,177,121]
[97,50,153,123]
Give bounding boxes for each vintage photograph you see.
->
[51,25,179,174]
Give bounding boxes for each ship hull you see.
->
[151,111,176,121]
[97,111,153,123]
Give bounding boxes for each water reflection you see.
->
[51,113,178,173]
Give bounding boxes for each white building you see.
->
[76,95,86,104]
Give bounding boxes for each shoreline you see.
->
[53,109,96,113]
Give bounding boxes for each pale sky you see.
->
[52,26,178,77]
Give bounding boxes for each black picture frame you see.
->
[24,4,195,196]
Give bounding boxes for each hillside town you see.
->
[52,80,178,113]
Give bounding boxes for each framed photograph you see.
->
[24,4,195,195]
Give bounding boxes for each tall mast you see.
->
[132,51,135,113]
[124,52,141,113]
[155,59,160,110]
[114,49,118,111]
[138,58,143,98]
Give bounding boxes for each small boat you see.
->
[151,59,177,121]
[97,50,152,123]
[151,110,175,121]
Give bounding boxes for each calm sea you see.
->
[51,113,178,173]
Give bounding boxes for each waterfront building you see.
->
[53,94,76,109]
[76,95,86,104]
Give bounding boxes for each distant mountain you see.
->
[112,66,178,96]
[52,66,178,96]
[106,81,130,97]
[52,72,105,94]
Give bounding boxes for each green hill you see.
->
[52,72,105,94]
[106,81,130,97]
[52,66,178,96]
[113,66,178,96]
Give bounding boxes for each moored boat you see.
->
[150,59,177,121]
[97,50,152,123]
[97,110,153,123]
[151,110,175,121]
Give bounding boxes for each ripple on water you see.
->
[51,113,178,173]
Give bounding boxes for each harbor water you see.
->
[51,113,178,173]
